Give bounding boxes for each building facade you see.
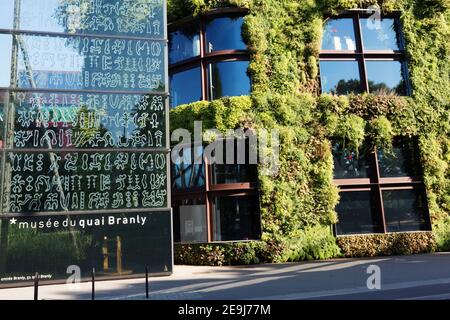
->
[169,0,450,264]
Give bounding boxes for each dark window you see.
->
[169,10,250,108]
[332,141,371,179]
[169,24,201,64]
[205,16,246,53]
[208,61,250,100]
[170,67,202,108]
[212,195,261,241]
[335,190,382,235]
[319,60,362,95]
[320,12,409,96]
[171,138,260,243]
[383,189,428,232]
[333,137,431,235]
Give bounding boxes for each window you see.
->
[169,9,250,108]
[333,137,431,235]
[171,138,261,243]
[320,12,409,95]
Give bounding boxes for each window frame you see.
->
[169,8,250,104]
[319,11,411,95]
[333,137,432,236]
[171,139,261,243]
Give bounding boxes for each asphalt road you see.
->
[1,253,450,300]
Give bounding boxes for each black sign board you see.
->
[0,0,171,287]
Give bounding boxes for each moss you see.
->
[169,1,450,262]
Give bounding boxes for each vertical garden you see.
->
[169,0,450,265]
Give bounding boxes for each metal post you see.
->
[33,272,38,300]
[91,268,95,300]
[145,266,149,299]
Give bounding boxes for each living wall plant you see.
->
[169,0,450,264]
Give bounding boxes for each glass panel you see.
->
[0,34,13,87]
[3,151,168,213]
[211,138,258,184]
[383,189,428,232]
[378,138,421,178]
[0,211,172,287]
[319,60,362,95]
[205,16,246,53]
[212,195,260,241]
[11,34,165,92]
[172,145,205,190]
[332,141,371,179]
[0,0,164,38]
[170,67,201,108]
[208,61,250,100]
[322,18,357,51]
[169,25,200,64]
[335,190,382,235]
[173,198,207,243]
[360,18,402,50]
[9,91,166,149]
[0,91,6,147]
[366,61,406,95]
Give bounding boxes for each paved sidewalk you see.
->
[1,253,450,300]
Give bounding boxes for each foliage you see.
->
[336,232,436,257]
[169,0,450,261]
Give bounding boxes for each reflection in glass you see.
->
[208,61,250,100]
[360,18,401,50]
[169,25,200,64]
[205,16,246,52]
[383,189,428,232]
[319,60,362,95]
[0,0,164,38]
[378,138,421,178]
[322,18,356,51]
[10,91,166,149]
[335,190,382,235]
[212,195,260,241]
[0,34,13,87]
[0,92,6,147]
[172,145,205,190]
[0,212,172,286]
[366,61,406,95]
[5,151,168,213]
[332,141,370,179]
[173,198,207,243]
[11,34,165,92]
[170,67,201,107]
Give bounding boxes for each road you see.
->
[1,253,450,300]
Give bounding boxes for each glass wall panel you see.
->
[169,25,200,64]
[0,34,13,88]
[172,145,205,190]
[173,198,207,243]
[383,189,428,232]
[319,60,362,95]
[212,195,260,241]
[205,16,246,53]
[332,141,371,179]
[0,0,164,38]
[322,18,357,51]
[360,18,402,50]
[366,61,406,95]
[170,67,201,108]
[378,138,421,178]
[335,190,382,235]
[207,61,250,100]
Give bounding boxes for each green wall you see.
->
[169,0,450,264]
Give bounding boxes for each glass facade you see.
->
[320,14,409,95]
[333,137,431,235]
[169,12,250,108]
[0,0,171,287]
